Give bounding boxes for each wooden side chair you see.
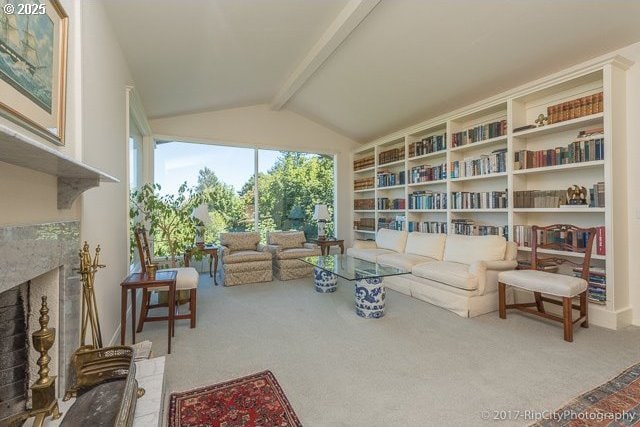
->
[133,226,199,332]
[497,224,596,342]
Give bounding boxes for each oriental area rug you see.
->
[532,362,640,426]
[168,370,302,427]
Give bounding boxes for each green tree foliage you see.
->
[253,152,334,238]
[196,167,249,232]
[130,183,210,265]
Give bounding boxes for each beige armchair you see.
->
[220,231,273,286]
[266,231,321,280]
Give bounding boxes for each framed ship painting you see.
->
[0,0,68,145]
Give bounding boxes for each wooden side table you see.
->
[184,245,219,284]
[311,239,345,256]
[120,270,177,354]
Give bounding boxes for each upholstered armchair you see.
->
[220,231,273,286]
[266,231,321,280]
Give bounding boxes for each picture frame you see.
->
[0,0,68,145]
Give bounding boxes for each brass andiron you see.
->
[76,242,106,348]
[6,297,63,426]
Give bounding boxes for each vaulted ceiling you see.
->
[104,0,640,142]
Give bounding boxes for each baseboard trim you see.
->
[513,289,632,330]
[109,299,133,347]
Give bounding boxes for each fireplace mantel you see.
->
[0,125,118,209]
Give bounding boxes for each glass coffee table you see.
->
[299,255,410,318]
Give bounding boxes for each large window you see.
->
[153,141,335,249]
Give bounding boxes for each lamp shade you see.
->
[192,204,212,225]
[312,204,330,221]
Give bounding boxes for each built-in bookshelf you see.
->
[350,55,632,329]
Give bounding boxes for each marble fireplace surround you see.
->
[0,221,81,392]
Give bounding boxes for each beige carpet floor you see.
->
[133,274,640,427]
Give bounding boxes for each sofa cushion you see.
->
[346,247,393,263]
[404,233,446,260]
[268,231,306,249]
[220,232,261,251]
[377,253,436,271]
[224,250,272,264]
[498,270,587,297]
[277,247,321,260]
[375,229,408,253]
[412,261,478,291]
[443,235,506,265]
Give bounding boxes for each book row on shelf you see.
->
[353,218,375,231]
[545,92,603,125]
[573,266,606,304]
[378,198,406,210]
[451,219,508,238]
[408,191,447,210]
[408,134,446,157]
[406,221,448,234]
[377,169,405,187]
[451,191,508,209]
[513,189,567,209]
[378,216,404,231]
[379,146,405,165]
[354,155,375,171]
[409,163,447,184]
[354,198,375,210]
[354,177,374,190]
[451,119,507,147]
[513,132,604,170]
[451,149,507,178]
[513,184,605,209]
[513,225,606,256]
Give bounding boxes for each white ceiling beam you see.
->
[270,0,380,110]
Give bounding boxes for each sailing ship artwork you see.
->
[0,0,54,113]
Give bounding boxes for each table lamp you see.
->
[192,204,211,247]
[313,204,330,240]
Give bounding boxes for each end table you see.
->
[184,245,219,284]
[311,239,345,256]
[121,270,177,354]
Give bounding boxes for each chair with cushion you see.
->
[133,227,199,332]
[220,231,273,286]
[498,224,596,342]
[266,231,321,280]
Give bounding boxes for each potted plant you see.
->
[130,182,211,268]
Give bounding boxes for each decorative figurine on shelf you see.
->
[76,242,106,348]
[535,114,548,127]
[566,185,588,205]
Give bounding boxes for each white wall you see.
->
[615,42,640,326]
[0,0,81,226]
[80,0,134,345]
[150,104,359,245]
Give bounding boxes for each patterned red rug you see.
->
[168,370,302,427]
[532,362,640,426]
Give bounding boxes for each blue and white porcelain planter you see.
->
[314,267,338,293]
[354,277,385,318]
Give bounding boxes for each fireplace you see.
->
[0,221,81,419]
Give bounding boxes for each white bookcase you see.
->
[350,55,633,329]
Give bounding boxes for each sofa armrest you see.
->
[303,243,318,250]
[221,245,231,258]
[473,260,518,272]
[266,244,281,255]
[352,240,377,249]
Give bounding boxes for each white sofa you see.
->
[347,229,518,317]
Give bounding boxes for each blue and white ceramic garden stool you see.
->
[354,276,385,318]
[313,267,338,293]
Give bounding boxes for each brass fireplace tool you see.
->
[6,297,62,427]
[77,241,106,348]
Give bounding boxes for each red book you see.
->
[596,226,606,256]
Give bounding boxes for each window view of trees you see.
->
[145,142,335,259]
